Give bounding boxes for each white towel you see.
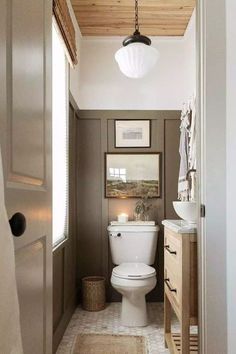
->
[188,96,197,201]
[0,147,23,354]
[189,96,197,170]
[178,103,191,201]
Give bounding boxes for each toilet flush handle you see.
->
[109,233,121,237]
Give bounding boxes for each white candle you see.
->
[118,213,128,223]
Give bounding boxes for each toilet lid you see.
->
[112,263,156,280]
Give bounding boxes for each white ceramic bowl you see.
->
[173,201,197,223]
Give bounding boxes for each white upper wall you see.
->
[66,3,196,110]
[77,10,196,110]
[183,10,196,98]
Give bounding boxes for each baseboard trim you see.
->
[53,295,77,353]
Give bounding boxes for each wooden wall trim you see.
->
[53,99,78,352]
[69,91,79,111]
[76,110,181,303]
[100,119,109,293]
[77,110,181,120]
[164,119,181,219]
[53,296,76,353]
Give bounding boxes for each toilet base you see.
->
[111,272,157,327]
[121,294,147,327]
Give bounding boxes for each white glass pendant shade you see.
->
[115,42,160,79]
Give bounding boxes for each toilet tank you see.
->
[107,222,159,265]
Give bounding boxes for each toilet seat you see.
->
[112,262,156,280]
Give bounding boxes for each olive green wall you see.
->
[76,110,180,302]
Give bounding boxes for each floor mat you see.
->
[72,333,147,354]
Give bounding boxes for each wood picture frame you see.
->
[105,152,161,198]
[114,120,151,148]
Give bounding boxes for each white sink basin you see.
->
[173,201,197,223]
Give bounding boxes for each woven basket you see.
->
[82,276,106,312]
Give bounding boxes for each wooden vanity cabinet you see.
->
[164,226,198,354]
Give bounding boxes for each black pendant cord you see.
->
[122,0,151,47]
[135,0,140,34]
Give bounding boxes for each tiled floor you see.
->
[56,302,170,354]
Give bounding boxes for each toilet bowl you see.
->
[111,262,157,327]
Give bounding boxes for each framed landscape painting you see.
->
[115,120,151,148]
[105,153,161,198]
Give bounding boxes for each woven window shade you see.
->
[53,0,77,65]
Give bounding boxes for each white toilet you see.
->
[107,222,159,327]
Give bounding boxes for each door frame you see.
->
[197,0,228,353]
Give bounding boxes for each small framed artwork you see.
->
[115,120,151,148]
[105,152,161,198]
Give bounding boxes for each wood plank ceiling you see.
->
[71,0,196,37]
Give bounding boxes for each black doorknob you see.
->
[9,212,26,237]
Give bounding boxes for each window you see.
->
[109,168,127,182]
[52,22,68,246]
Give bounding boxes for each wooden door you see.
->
[0,1,52,353]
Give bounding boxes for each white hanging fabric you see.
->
[178,95,197,201]
[188,96,197,201]
[0,146,23,354]
[178,102,191,201]
[189,96,197,170]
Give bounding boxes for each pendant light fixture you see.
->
[115,0,159,79]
